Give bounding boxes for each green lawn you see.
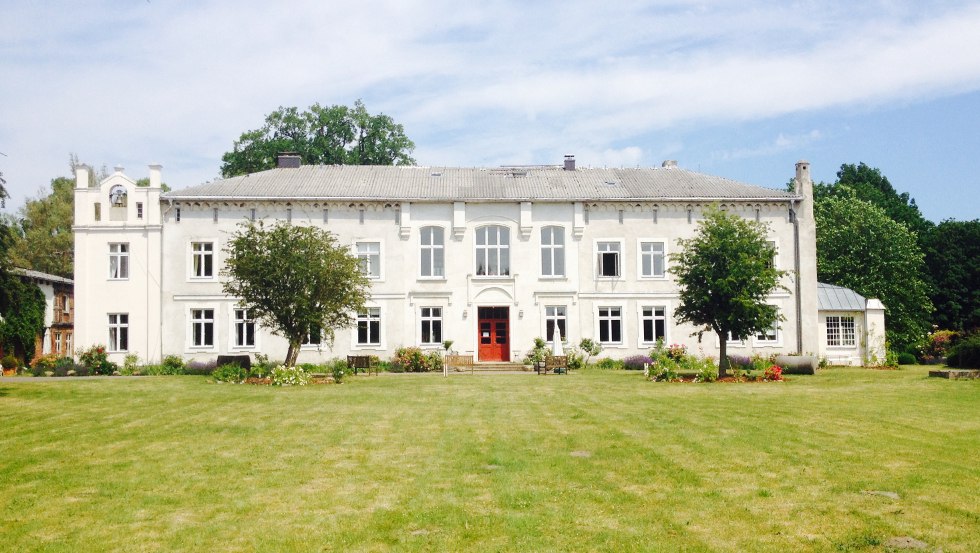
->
[0,367,977,552]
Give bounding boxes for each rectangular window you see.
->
[213,207,219,223]
[136,202,144,220]
[420,227,445,277]
[234,308,255,348]
[191,309,215,347]
[175,207,181,222]
[541,227,565,277]
[545,306,567,342]
[641,306,667,344]
[191,242,214,278]
[109,243,129,279]
[302,323,322,346]
[640,241,666,278]
[826,316,856,347]
[109,313,129,352]
[357,242,381,279]
[420,307,442,345]
[598,307,622,344]
[94,203,101,221]
[286,208,292,223]
[357,308,381,345]
[597,241,621,278]
[765,240,777,269]
[250,208,257,221]
[475,226,510,276]
[756,312,779,343]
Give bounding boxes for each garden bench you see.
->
[445,354,474,374]
[542,356,568,375]
[347,355,379,376]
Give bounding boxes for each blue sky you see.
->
[1,0,978,222]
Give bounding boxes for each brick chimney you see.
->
[277,153,301,169]
[563,155,575,171]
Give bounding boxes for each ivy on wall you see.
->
[0,276,46,362]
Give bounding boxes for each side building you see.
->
[74,156,826,365]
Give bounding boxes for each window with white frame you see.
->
[596,241,621,278]
[598,307,623,344]
[765,240,777,269]
[640,306,667,344]
[540,226,565,277]
[108,313,128,352]
[233,308,255,348]
[357,308,381,345]
[639,241,666,278]
[420,227,445,278]
[826,316,856,347]
[475,226,510,276]
[191,242,214,278]
[756,311,780,344]
[726,331,748,346]
[545,306,567,342]
[190,309,214,347]
[357,242,381,279]
[420,307,442,345]
[302,323,322,346]
[108,243,129,279]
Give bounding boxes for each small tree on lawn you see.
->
[222,220,370,367]
[670,207,786,376]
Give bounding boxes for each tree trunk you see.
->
[285,341,300,368]
[718,331,729,377]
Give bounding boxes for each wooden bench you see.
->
[347,355,379,376]
[542,355,569,375]
[445,354,475,374]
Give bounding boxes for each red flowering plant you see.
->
[764,364,783,381]
[666,343,688,361]
[78,344,117,375]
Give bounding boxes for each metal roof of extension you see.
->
[163,165,800,203]
[817,282,867,312]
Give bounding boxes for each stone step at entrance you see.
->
[454,362,529,373]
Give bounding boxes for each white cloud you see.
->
[1,1,980,212]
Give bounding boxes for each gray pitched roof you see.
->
[817,282,867,311]
[13,268,74,285]
[164,165,799,202]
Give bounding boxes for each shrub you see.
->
[727,354,752,372]
[897,352,917,365]
[693,357,719,383]
[652,358,681,382]
[160,355,186,375]
[565,347,585,370]
[330,362,345,383]
[666,343,688,361]
[121,353,140,375]
[623,355,652,370]
[764,365,784,381]
[269,364,310,386]
[31,353,61,376]
[212,363,249,383]
[1,354,20,371]
[392,347,439,372]
[922,329,958,360]
[593,357,623,370]
[78,345,117,375]
[947,334,980,368]
[578,338,602,366]
[522,337,549,366]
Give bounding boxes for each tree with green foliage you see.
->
[815,192,932,352]
[9,176,74,277]
[814,163,933,240]
[222,221,370,367]
[220,100,416,177]
[921,219,980,331]
[670,208,785,376]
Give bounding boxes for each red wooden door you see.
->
[477,306,509,361]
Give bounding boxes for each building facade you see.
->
[73,156,843,365]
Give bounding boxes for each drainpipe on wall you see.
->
[792,200,803,354]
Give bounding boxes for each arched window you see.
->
[420,226,445,277]
[475,225,510,276]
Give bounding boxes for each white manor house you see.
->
[72,155,885,366]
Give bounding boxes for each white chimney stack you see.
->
[75,164,91,188]
[148,164,162,188]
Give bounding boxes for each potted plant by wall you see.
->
[2,354,20,376]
